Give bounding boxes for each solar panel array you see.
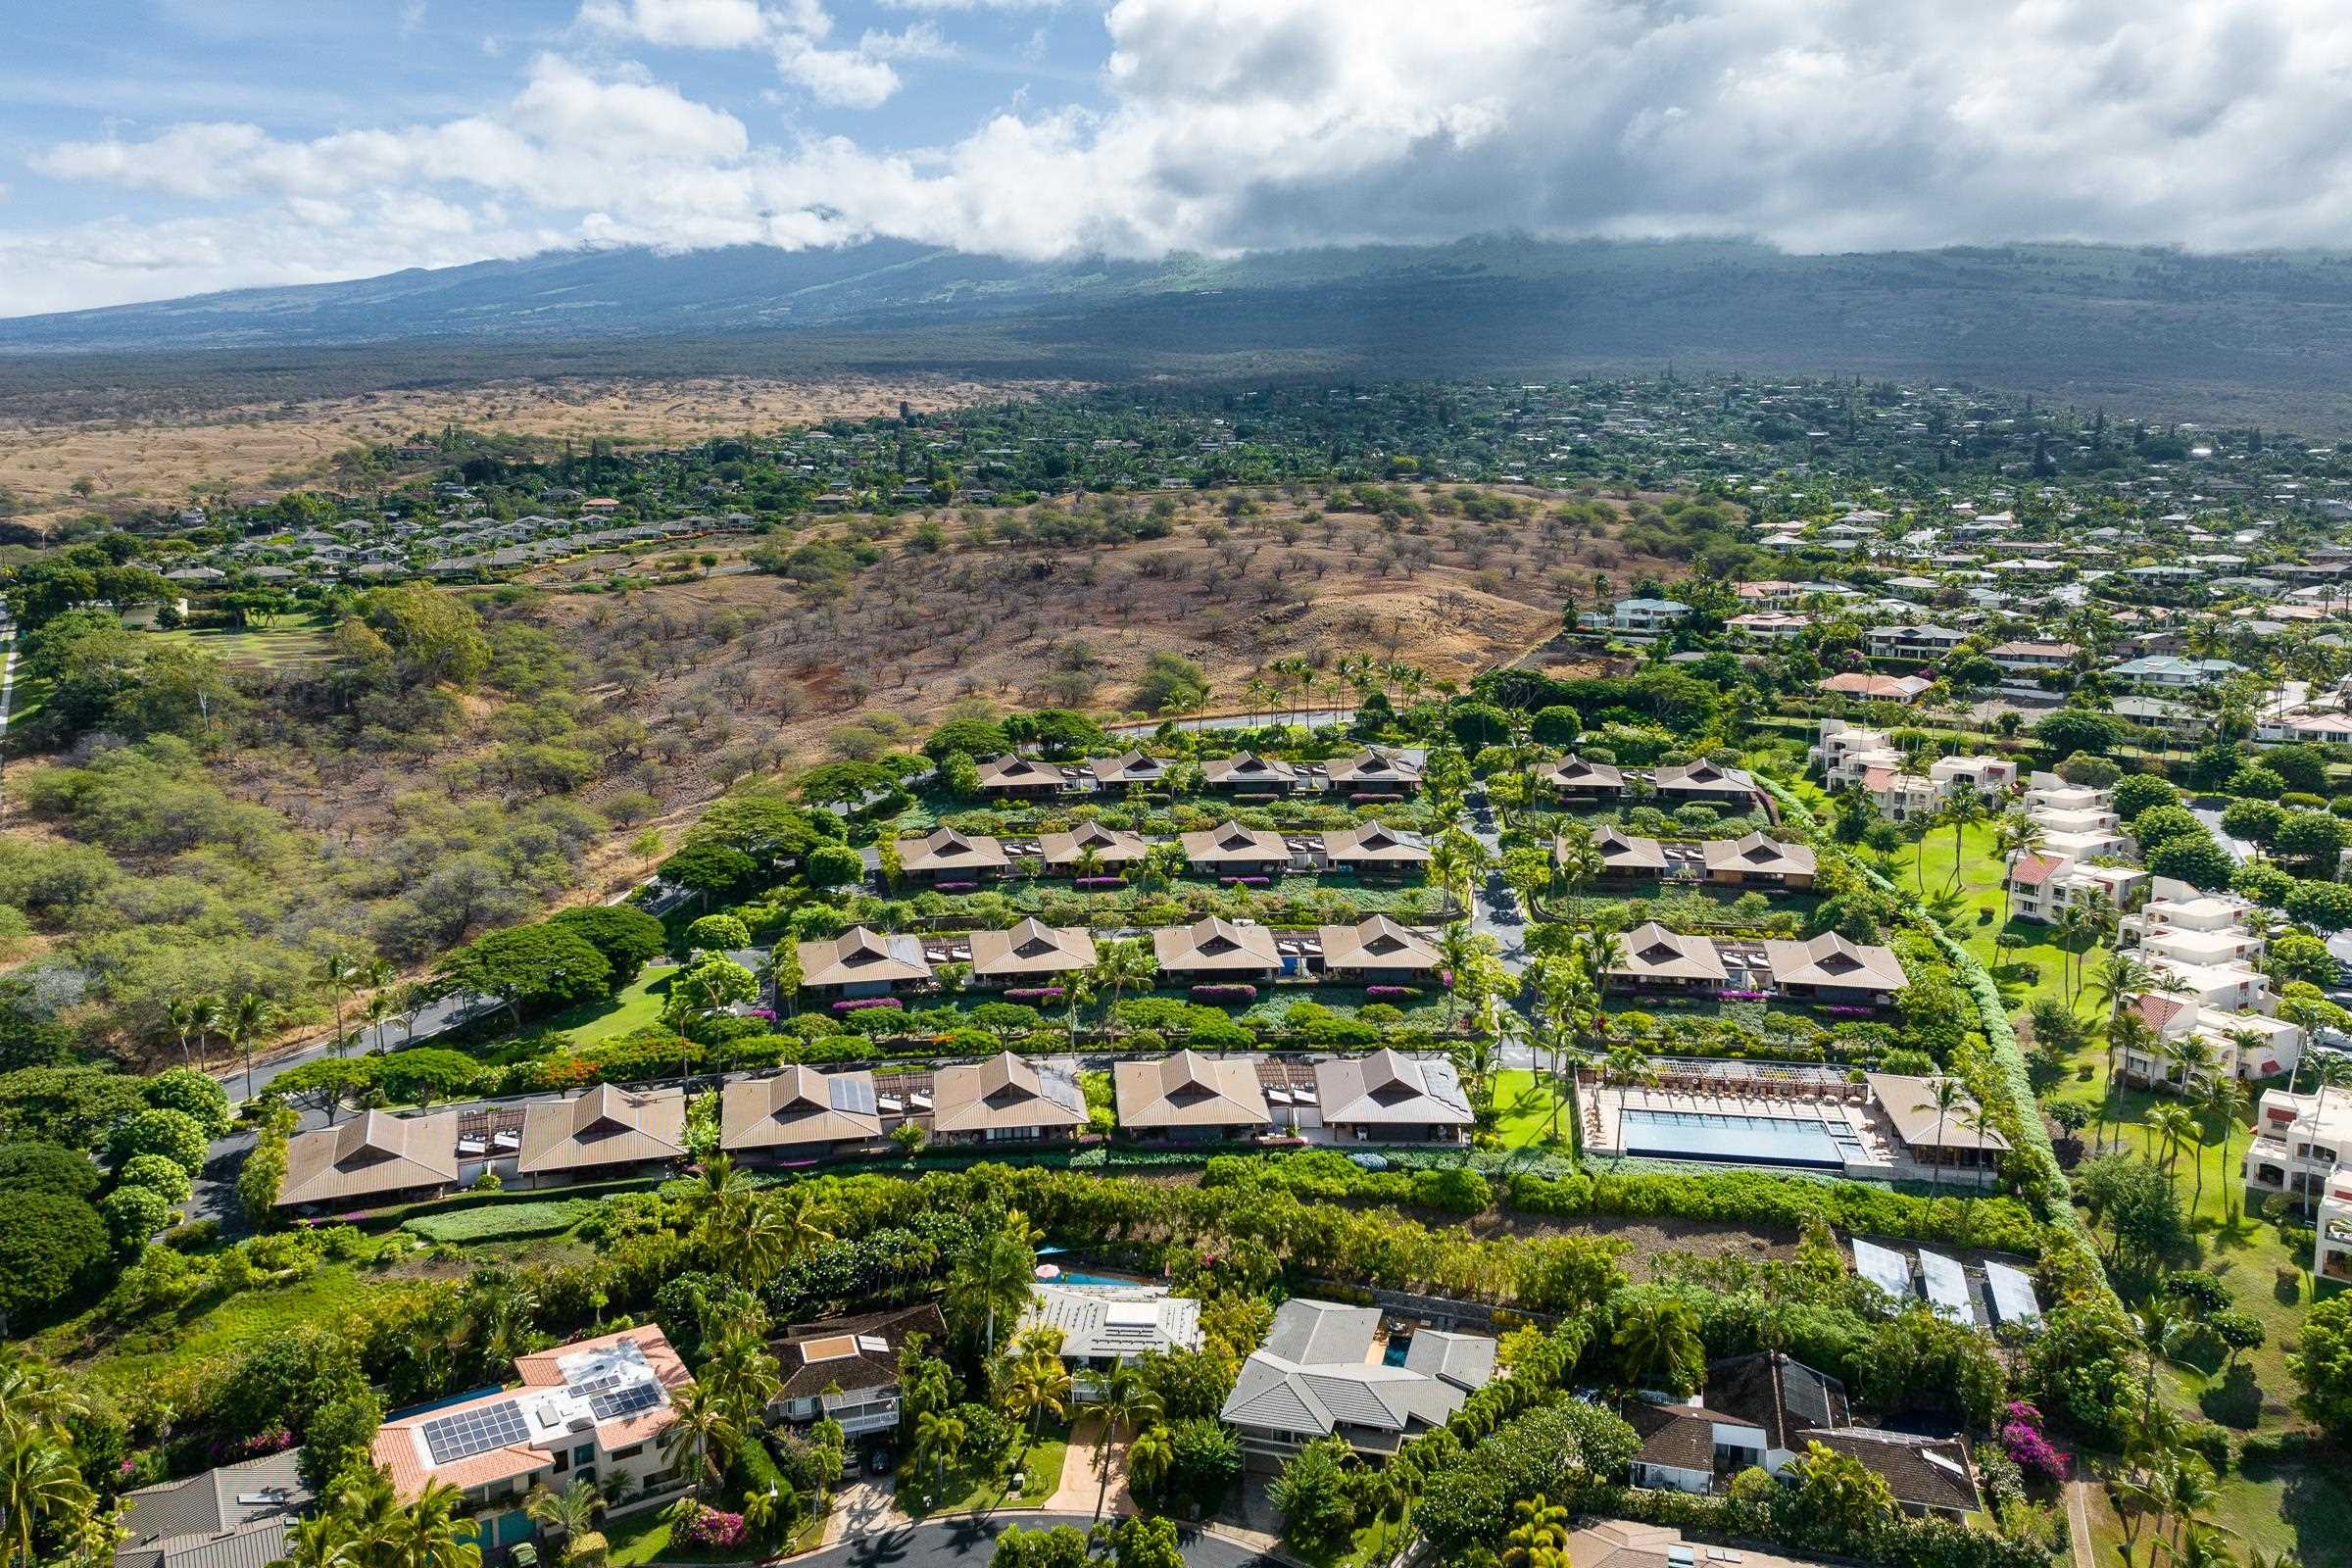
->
[1852,1238,1912,1301]
[828,1075,878,1115]
[589,1383,662,1422]
[1919,1250,1977,1325]
[1984,1260,2043,1327]
[421,1401,530,1465]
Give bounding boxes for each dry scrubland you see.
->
[0,372,1065,534]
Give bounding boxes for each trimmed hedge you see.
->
[403,1198,599,1244]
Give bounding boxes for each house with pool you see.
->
[1021,1283,1201,1400]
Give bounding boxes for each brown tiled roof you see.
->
[1627,1401,1748,1471]
[1201,753,1297,787]
[967,918,1097,979]
[515,1086,686,1176]
[1316,915,1441,973]
[1321,823,1430,863]
[797,926,930,988]
[1763,932,1908,994]
[1085,750,1167,786]
[1654,760,1755,795]
[1611,922,1729,984]
[1580,824,1666,872]
[1544,755,1625,790]
[277,1109,458,1207]
[899,826,1009,875]
[1039,822,1150,867]
[719,1067,882,1152]
[1178,821,1289,864]
[1152,915,1282,971]
[1705,1352,1849,1450]
[1326,749,1422,787]
[1865,1074,2010,1152]
[1702,831,1818,877]
[1314,1050,1472,1127]
[1113,1051,1271,1129]
[776,1303,946,1399]
[976,754,1062,790]
[1797,1428,1981,1512]
[932,1052,1086,1135]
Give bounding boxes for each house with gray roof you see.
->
[1021,1284,1202,1399]
[1219,1298,1495,1465]
[116,1451,309,1568]
[1312,1050,1472,1145]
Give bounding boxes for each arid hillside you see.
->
[0,371,1063,535]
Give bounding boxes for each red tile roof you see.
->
[2007,854,2064,888]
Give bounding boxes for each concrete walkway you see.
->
[818,1478,910,1548]
[1042,1417,1131,1519]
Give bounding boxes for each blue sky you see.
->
[4,0,2348,318]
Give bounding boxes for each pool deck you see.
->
[1580,1086,1909,1184]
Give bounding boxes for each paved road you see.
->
[214,993,497,1101]
[2186,798,2257,867]
[799,1514,1275,1568]
[1106,708,1357,737]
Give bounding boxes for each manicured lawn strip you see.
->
[898,1431,1066,1517]
[1492,1068,1571,1150]
[537,964,679,1044]
[143,622,335,668]
[1887,819,2104,1016]
[403,1198,599,1244]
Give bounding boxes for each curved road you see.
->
[798,1514,1277,1568]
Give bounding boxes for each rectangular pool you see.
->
[1620,1108,1845,1169]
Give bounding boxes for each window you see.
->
[573,1445,595,1467]
[612,1445,644,1460]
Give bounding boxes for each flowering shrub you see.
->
[1076,876,1125,889]
[747,1007,777,1021]
[1219,875,1273,886]
[209,1427,292,1462]
[1004,988,1066,1004]
[675,1506,750,1549]
[1717,989,1769,1001]
[935,880,979,892]
[1999,1400,2069,1481]
[1192,984,1259,1003]
[1826,1004,1879,1017]
[1364,986,1421,1000]
[832,997,904,1012]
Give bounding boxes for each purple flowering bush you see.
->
[1192,984,1259,1003]
[676,1506,750,1549]
[832,997,904,1012]
[1004,987,1065,1004]
[1999,1401,2068,1482]
[1364,986,1420,1000]
[1076,876,1125,890]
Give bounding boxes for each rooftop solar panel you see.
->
[1984,1260,2042,1327]
[828,1075,877,1115]
[589,1383,662,1422]
[1918,1250,1976,1325]
[421,1401,530,1465]
[1852,1238,1913,1301]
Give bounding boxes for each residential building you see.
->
[1864,624,1968,660]
[1702,831,1819,888]
[2004,852,2146,926]
[1317,915,1443,984]
[1022,1284,1202,1399]
[1313,1050,1474,1144]
[898,826,1009,885]
[1763,933,1909,1006]
[371,1328,693,1554]
[1327,748,1423,795]
[1818,672,1935,704]
[2121,994,2302,1087]
[2256,710,2352,745]
[930,1052,1087,1144]
[116,1451,309,1568]
[1607,922,1730,993]
[967,918,1098,988]
[1565,824,1667,879]
[2245,1087,2352,1211]
[1152,916,1284,985]
[1085,750,1169,792]
[1606,597,1692,635]
[719,1068,883,1161]
[512,1086,686,1188]
[796,927,932,999]
[975,753,1068,801]
[1039,822,1151,876]
[1984,640,2081,673]
[1319,822,1430,877]
[1652,760,1760,808]
[772,1303,947,1443]
[2107,656,2244,689]
[1728,611,1811,645]
[1178,821,1292,877]
[276,1109,460,1211]
[1201,753,1298,793]
[1544,755,1627,801]
[1220,1298,1495,1464]
[1112,1050,1272,1142]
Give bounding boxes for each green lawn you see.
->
[897,1430,1067,1517]
[37,1261,384,1394]
[143,622,334,668]
[535,964,679,1045]
[1492,1069,1571,1151]
[1887,819,2104,1015]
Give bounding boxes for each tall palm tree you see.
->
[1610,1296,1701,1395]
[228,992,278,1103]
[1090,942,1155,1040]
[164,996,203,1067]
[1004,1350,1071,1463]
[1913,1078,1967,1195]
[2197,1070,2252,1221]
[948,1218,1038,1357]
[0,1434,91,1568]
[1554,824,1604,925]
[376,1479,483,1568]
[1436,923,1481,1030]
[318,952,361,1056]
[2148,1103,2198,1201]
[911,1407,967,1496]
[189,992,226,1074]
[658,1384,737,1504]
[524,1480,607,1568]
[1092,1367,1163,1520]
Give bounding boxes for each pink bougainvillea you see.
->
[1999,1400,2069,1482]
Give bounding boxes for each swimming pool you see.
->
[1620,1108,1846,1169]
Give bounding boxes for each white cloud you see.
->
[16,0,2352,315]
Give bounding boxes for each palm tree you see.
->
[1090,942,1155,1039]
[164,996,203,1067]
[524,1480,606,1568]
[376,1480,483,1568]
[1124,1424,1174,1503]
[1436,922,1481,1030]
[1004,1351,1071,1464]
[1914,1077,1967,1195]
[658,1384,737,1504]
[0,1433,91,1568]
[227,991,278,1103]
[948,1217,1038,1357]
[318,952,361,1056]
[2197,1070,2252,1221]
[911,1407,967,1497]
[2148,1102,2198,1200]
[189,992,226,1074]
[1092,1366,1163,1520]
[1610,1296,1701,1395]
[1554,824,1604,924]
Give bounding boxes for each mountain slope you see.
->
[9,237,2352,425]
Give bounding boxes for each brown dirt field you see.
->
[0,372,1064,534]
